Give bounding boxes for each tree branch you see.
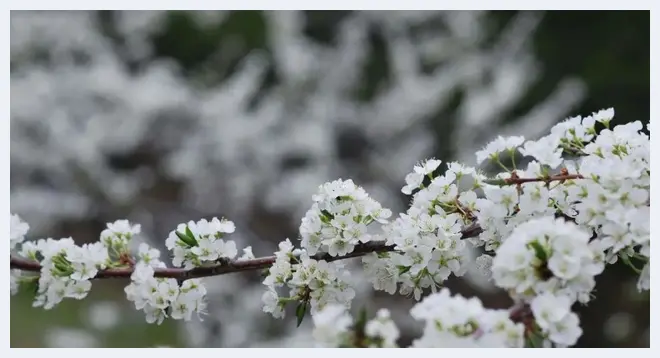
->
[489,173,583,185]
[10,223,483,280]
[9,173,583,281]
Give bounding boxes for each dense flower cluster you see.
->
[530,293,582,347]
[262,239,355,319]
[361,160,478,299]
[568,118,649,288]
[10,217,229,325]
[165,217,238,269]
[99,220,142,263]
[310,288,525,348]
[491,216,604,304]
[410,288,525,347]
[9,108,650,348]
[312,305,399,348]
[299,179,392,256]
[11,219,113,309]
[124,245,208,325]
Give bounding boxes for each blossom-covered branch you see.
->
[9,223,484,280]
[10,108,650,348]
[9,173,583,281]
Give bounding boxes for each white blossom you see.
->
[410,288,524,348]
[475,136,525,164]
[10,214,30,251]
[300,179,391,256]
[531,293,582,346]
[165,217,238,268]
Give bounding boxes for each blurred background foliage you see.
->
[147,10,650,126]
[121,10,651,162]
[10,10,649,348]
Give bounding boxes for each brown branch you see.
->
[10,223,483,281]
[502,173,583,185]
[509,301,534,325]
[9,173,584,281]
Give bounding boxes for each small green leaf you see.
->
[525,330,546,348]
[295,302,307,327]
[320,209,334,221]
[175,231,196,247]
[185,226,198,246]
[528,241,548,262]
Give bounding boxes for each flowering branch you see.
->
[9,108,650,348]
[9,174,581,279]
[9,223,483,280]
[7,174,579,281]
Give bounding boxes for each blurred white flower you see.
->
[44,327,98,348]
[86,301,121,331]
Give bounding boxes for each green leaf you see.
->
[295,302,307,327]
[175,231,197,247]
[185,226,198,246]
[320,210,334,223]
[528,241,548,262]
[525,331,545,348]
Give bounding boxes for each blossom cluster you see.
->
[410,288,525,347]
[165,217,238,269]
[261,239,355,319]
[9,108,651,348]
[10,216,239,325]
[11,217,122,309]
[568,118,650,289]
[312,305,400,348]
[299,179,392,256]
[310,288,525,348]
[473,110,649,286]
[361,160,478,299]
[530,293,582,347]
[124,245,208,325]
[491,216,605,304]
[99,220,142,254]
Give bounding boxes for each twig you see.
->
[501,173,583,185]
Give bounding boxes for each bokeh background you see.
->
[10,10,650,348]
